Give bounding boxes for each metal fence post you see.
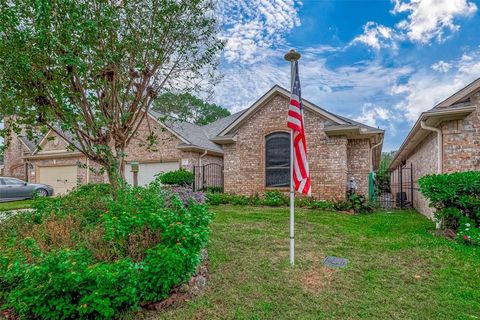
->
[399,165,403,209]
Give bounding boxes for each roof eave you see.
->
[176,144,224,156]
[390,105,476,170]
[324,125,384,138]
[210,135,237,144]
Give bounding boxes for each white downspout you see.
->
[198,150,208,191]
[420,121,443,174]
[199,149,208,167]
[370,138,383,172]
[420,120,443,229]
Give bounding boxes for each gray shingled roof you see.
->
[19,86,383,156]
[148,110,225,153]
[19,136,38,152]
[202,110,247,138]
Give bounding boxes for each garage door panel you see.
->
[125,162,179,186]
[38,165,77,195]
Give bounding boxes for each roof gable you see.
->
[216,85,385,137]
[434,77,480,109]
[217,85,350,136]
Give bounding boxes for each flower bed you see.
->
[206,190,374,214]
[0,183,212,319]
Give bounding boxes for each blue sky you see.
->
[214,0,480,151]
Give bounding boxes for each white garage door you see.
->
[124,162,179,186]
[38,165,77,195]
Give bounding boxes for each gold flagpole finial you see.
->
[284,49,301,62]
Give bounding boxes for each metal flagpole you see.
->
[284,49,301,266]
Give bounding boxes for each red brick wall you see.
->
[3,131,30,181]
[223,93,372,200]
[347,139,370,197]
[394,98,479,218]
[396,132,438,218]
[442,100,480,172]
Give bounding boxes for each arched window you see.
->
[265,132,290,187]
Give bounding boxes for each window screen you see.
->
[265,132,290,187]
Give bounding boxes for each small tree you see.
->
[376,151,396,193]
[153,92,230,125]
[0,0,223,189]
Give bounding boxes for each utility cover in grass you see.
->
[323,256,348,268]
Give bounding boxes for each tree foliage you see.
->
[0,0,223,187]
[153,92,230,125]
[376,151,396,193]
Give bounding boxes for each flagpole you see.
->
[284,49,301,266]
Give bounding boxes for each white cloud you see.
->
[351,21,400,50]
[392,0,477,44]
[218,0,301,63]
[431,60,451,73]
[354,103,392,128]
[352,0,477,50]
[392,49,480,122]
[214,46,413,114]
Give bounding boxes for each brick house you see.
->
[3,85,384,198]
[389,78,480,218]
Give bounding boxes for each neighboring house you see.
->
[390,78,480,218]
[3,85,384,199]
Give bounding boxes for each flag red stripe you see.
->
[290,99,300,108]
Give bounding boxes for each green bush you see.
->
[204,190,373,214]
[296,197,334,210]
[331,193,374,214]
[261,191,288,206]
[419,171,480,228]
[159,168,195,186]
[0,183,212,319]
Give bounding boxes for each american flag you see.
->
[287,61,311,195]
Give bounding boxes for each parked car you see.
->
[0,177,54,202]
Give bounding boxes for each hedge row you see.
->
[206,191,375,214]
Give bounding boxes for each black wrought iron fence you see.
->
[376,163,414,209]
[193,163,224,192]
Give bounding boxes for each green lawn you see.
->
[0,200,32,211]
[149,205,480,320]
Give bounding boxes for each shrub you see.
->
[419,171,480,228]
[295,197,334,210]
[159,169,194,186]
[204,191,372,213]
[0,183,212,319]
[229,194,250,205]
[331,193,374,214]
[261,191,288,207]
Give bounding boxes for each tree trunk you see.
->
[104,148,125,191]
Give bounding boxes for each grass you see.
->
[148,205,480,320]
[0,200,32,211]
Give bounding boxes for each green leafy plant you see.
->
[456,218,480,246]
[419,171,480,228]
[261,191,288,207]
[0,0,223,189]
[0,183,212,319]
[331,193,374,214]
[159,169,195,186]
